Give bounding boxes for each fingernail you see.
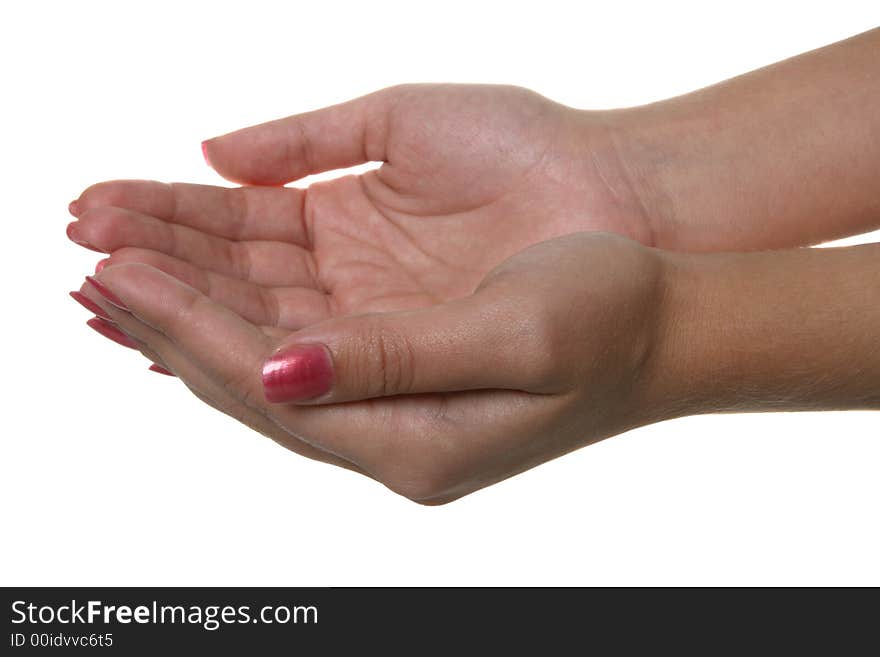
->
[95,258,109,273]
[149,364,175,376]
[66,222,104,253]
[201,141,212,167]
[87,317,138,349]
[68,200,80,217]
[69,291,113,321]
[262,344,333,403]
[85,276,129,311]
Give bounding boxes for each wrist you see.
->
[636,249,716,423]
[640,244,880,421]
[626,247,691,426]
[592,28,880,253]
[639,247,801,421]
[573,105,697,252]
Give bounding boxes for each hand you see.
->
[76,232,666,503]
[68,84,654,332]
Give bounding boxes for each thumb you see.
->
[201,88,395,185]
[261,291,546,404]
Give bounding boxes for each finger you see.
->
[104,247,331,329]
[82,267,479,482]
[260,285,554,405]
[76,265,361,470]
[80,267,525,485]
[73,180,310,246]
[202,87,396,185]
[185,385,363,473]
[69,206,319,288]
[133,340,363,472]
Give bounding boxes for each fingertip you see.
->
[95,257,110,273]
[95,261,204,321]
[85,275,130,311]
[201,140,212,168]
[86,316,139,350]
[66,221,104,253]
[68,200,80,217]
[70,290,113,321]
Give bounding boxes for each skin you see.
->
[650,244,880,416]
[611,28,880,251]
[69,29,880,503]
[69,84,651,327]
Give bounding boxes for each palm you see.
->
[311,85,644,315]
[74,84,648,329]
[307,170,576,316]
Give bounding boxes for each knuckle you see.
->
[289,116,314,174]
[238,383,268,413]
[220,365,265,412]
[502,84,540,101]
[381,83,417,100]
[227,240,252,281]
[222,187,250,241]
[151,283,204,337]
[385,460,461,505]
[352,322,416,397]
[377,426,464,504]
[256,287,281,327]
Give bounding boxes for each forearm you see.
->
[644,243,880,421]
[610,28,880,252]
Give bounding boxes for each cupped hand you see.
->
[68,84,654,330]
[75,232,666,503]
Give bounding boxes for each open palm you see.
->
[70,84,652,329]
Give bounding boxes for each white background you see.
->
[1,0,878,586]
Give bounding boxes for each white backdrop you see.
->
[1,0,877,586]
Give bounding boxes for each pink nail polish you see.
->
[86,317,138,349]
[85,276,129,311]
[69,291,113,321]
[201,141,212,167]
[66,222,104,253]
[95,258,110,273]
[149,364,175,376]
[68,200,80,217]
[262,344,333,403]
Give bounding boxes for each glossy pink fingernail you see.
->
[201,141,212,167]
[95,258,109,273]
[87,317,138,349]
[68,200,80,217]
[66,222,103,253]
[69,291,113,321]
[85,276,129,311]
[262,344,333,403]
[149,364,175,376]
